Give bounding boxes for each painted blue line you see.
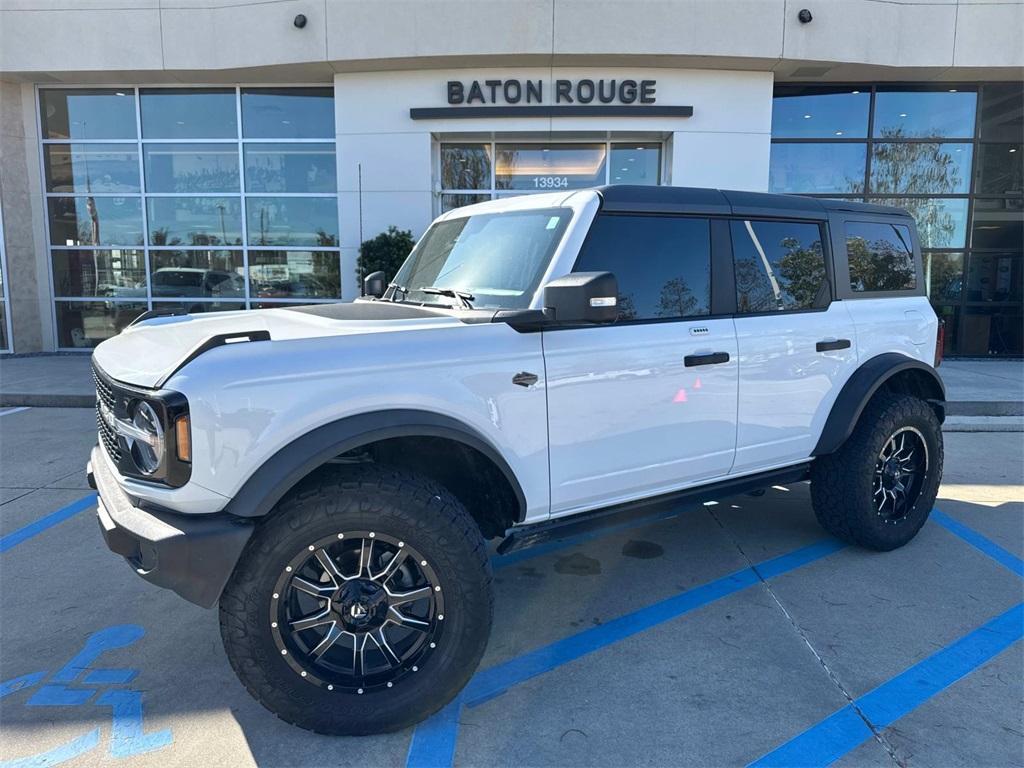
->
[27,684,95,707]
[490,506,688,571]
[749,602,1024,767]
[405,696,463,768]
[82,668,137,686]
[96,690,173,757]
[932,509,1024,579]
[0,494,96,554]
[406,538,846,768]
[466,538,845,708]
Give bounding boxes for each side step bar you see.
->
[497,463,812,555]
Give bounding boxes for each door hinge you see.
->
[512,371,539,387]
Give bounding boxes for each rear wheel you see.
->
[219,464,492,735]
[811,392,943,551]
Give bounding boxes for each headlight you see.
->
[125,400,164,475]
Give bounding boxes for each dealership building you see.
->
[0,0,1020,356]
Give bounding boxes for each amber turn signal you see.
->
[175,416,191,463]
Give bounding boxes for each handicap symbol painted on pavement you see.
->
[0,624,172,766]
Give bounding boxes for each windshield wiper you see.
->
[421,287,475,309]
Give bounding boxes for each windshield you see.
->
[391,207,572,309]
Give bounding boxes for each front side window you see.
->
[846,221,917,292]
[731,220,828,313]
[574,214,711,321]
[392,208,572,310]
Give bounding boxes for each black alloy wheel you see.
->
[271,531,444,693]
[873,426,929,524]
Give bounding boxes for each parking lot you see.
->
[0,405,1021,767]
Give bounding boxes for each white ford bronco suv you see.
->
[88,185,945,735]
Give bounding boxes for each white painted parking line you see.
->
[0,407,31,417]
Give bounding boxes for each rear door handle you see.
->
[816,338,851,352]
[684,352,730,367]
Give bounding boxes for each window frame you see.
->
[36,83,341,351]
[568,211,717,324]
[561,211,838,329]
[724,215,835,317]
[834,214,926,301]
[0,200,12,353]
[435,137,669,215]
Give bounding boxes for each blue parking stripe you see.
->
[749,602,1024,768]
[405,697,463,768]
[932,509,1024,579]
[0,494,97,554]
[406,538,846,768]
[467,538,845,708]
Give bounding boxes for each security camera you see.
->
[798,8,813,23]
[294,14,307,28]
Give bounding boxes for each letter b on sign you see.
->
[447,81,464,104]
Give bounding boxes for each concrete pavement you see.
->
[0,406,1021,767]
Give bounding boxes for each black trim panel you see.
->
[92,447,253,608]
[498,463,811,555]
[224,410,528,522]
[410,105,693,119]
[155,330,271,389]
[812,353,946,456]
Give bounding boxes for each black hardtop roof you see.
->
[594,185,910,220]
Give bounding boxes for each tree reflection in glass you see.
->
[846,223,917,292]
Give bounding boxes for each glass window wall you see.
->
[771,83,1024,356]
[40,87,340,349]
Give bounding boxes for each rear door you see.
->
[543,213,738,516]
[728,217,859,473]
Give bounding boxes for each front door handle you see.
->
[816,338,851,352]
[684,352,730,367]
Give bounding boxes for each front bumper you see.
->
[89,446,254,608]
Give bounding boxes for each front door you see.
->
[544,213,739,517]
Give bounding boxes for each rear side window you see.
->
[730,220,828,313]
[846,221,917,292]
[575,214,711,321]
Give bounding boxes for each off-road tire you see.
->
[811,392,943,551]
[219,464,492,735]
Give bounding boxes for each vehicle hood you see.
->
[92,302,463,389]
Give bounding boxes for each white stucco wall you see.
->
[334,67,773,298]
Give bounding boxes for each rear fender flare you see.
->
[812,353,945,456]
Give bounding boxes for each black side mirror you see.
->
[363,270,386,298]
[543,272,619,324]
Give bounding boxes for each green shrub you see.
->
[357,226,415,288]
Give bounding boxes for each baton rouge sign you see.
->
[409,78,693,119]
[448,78,657,105]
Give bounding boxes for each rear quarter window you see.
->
[846,221,917,292]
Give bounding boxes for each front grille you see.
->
[93,364,122,462]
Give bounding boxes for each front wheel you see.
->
[219,465,493,735]
[811,392,943,551]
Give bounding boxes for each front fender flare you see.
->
[812,353,945,457]
[223,409,527,521]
